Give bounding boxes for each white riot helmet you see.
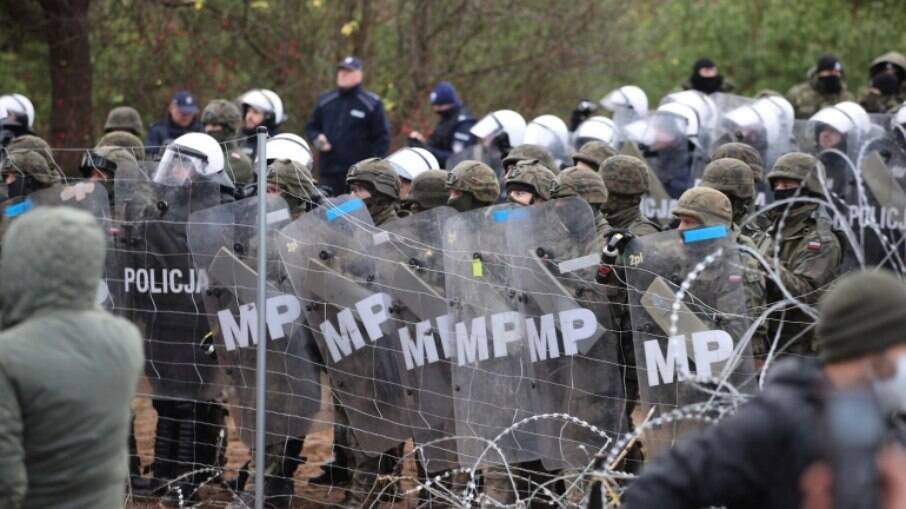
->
[239,89,286,125]
[723,96,795,153]
[523,114,571,164]
[471,109,526,150]
[600,85,649,116]
[258,133,313,170]
[660,90,718,134]
[0,94,35,130]
[573,116,617,149]
[805,101,873,159]
[385,147,440,182]
[152,132,231,189]
[810,101,871,137]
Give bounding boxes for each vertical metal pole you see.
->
[254,126,268,509]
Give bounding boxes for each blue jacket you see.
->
[305,85,390,176]
[144,117,203,158]
[424,105,476,168]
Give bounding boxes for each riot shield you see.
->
[187,196,322,448]
[444,204,541,468]
[620,141,676,224]
[507,197,625,470]
[624,111,694,199]
[710,93,754,118]
[366,206,459,473]
[115,173,229,400]
[624,229,756,459]
[277,195,415,455]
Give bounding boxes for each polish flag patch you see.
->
[807,241,822,252]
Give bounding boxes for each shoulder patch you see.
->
[807,240,822,252]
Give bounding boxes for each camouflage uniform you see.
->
[701,158,758,227]
[267,159,318,219]
[786,69,855,119]
[573,140,617,172]
[753,153,843,356]
[552,165,610,237]
[90,145,141,212]
[673,186,767,358]
[503,158,556,202]
[96,131,146,162]
[445,159,500,212]
[857,51,906,114]
[103,106,145,139]
[345,157,401,227]
[200,99,254,185]
[501,143,559,175]
[401,169,448,213]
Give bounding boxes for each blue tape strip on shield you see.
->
[491,208,529,223]
[682,224,728,244]
[325,199,364,222]
[4,199,33,219]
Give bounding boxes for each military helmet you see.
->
[346,157,400,201]
[445,160,500,203]
[502,144,559,174]
[573,140,617,170]
[268,159,316,203]
[85,146,140,179]
[552,166,608,205]
[870,51,906,79]
[504,159,556,201]
[201,99,243,135]
[599,155,649,195]
[701,158,755,199]
[104,106,144,138]
[96,131,145,161]
[767,152,826,195]
[5,135,61,179]
[1,149,59,186]
[710,142,764,183]
[672,187,733,227]
[404,169,449,210]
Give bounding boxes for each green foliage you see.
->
[3,0,906,146]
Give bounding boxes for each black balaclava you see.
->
[815,55,843,94]
[690,58,724,94]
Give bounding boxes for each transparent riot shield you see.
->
[277,195,415,455]
[624,229,756,459]
[624,111,695,199]
[710,93,754,118]
[717,96,795,176]
[507,197,626,471]
[115,173,229,400]
[187,196,322,448]
[366,206,459,474]
[444,203,542,468]
[620,141,676,224]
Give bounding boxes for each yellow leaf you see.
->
[340,20,359,37]
[194,0,204,10]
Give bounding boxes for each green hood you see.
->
[0,207,105,327]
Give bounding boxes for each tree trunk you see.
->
[38,0,93,175]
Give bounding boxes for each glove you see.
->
[600,229,635,265]
[569,99,598,131]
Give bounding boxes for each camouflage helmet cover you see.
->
[2,149,59,186]
[767,152,826,195]
[573,140,617,170]
[404,169,449,210]
[6,135,61,176]
[268,159,317,203]
[672,186,733,227]
[445,160,500,203]
[599,154,649,195]
[200,99,243,136]
[96,131,145,161]
[701,157,755,199]
[501,144,559,174]
[104,106,144,138]
[345,157,401,201]
[711,142,765,183]
[504,159,556,200]
[552,166,609,205]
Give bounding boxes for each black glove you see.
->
[600,229,635,265]
[569,99,598,131]
[406,136,426,148]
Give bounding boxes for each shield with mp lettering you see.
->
[623,228,756,459]
[187,195,322,448]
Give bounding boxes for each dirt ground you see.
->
[125,378,418,508]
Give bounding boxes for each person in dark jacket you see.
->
[145,90,203,158]
[407,80,476,168]
[619,269,906,509]
[305,57,390,195]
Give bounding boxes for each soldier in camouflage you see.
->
[201,99,254,186]
[858,51,906,114]
[501,143,559,175]
[96,131,146,162]
[551,165,610,236]
[345,157,401,226]
[103,106,145,139]
[503,158,556,205]
[675,181,768,359]
[701,157,761,235]
[573,140,617,173]
[5,135,64,180]
[786,55,855,119]
[1,149,61,201]
[267,159,319,219]
[753,152,843,356]
[82,145,141,212]
[598,155,660,236]
[711,142,765,187]
[445,159,500,212]
[401,169,448,213]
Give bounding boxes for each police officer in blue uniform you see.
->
[145,90,203,159]
[407,80,476,168]
[305,57,390,195]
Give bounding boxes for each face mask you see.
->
[772,187,800,202]
[6,175,31,200]
[872,72,901,96]
[872,355,906,414]
[205,128,231,144]
[448,192,476,212]
[691,74,724,95]
[817,75,843,95]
